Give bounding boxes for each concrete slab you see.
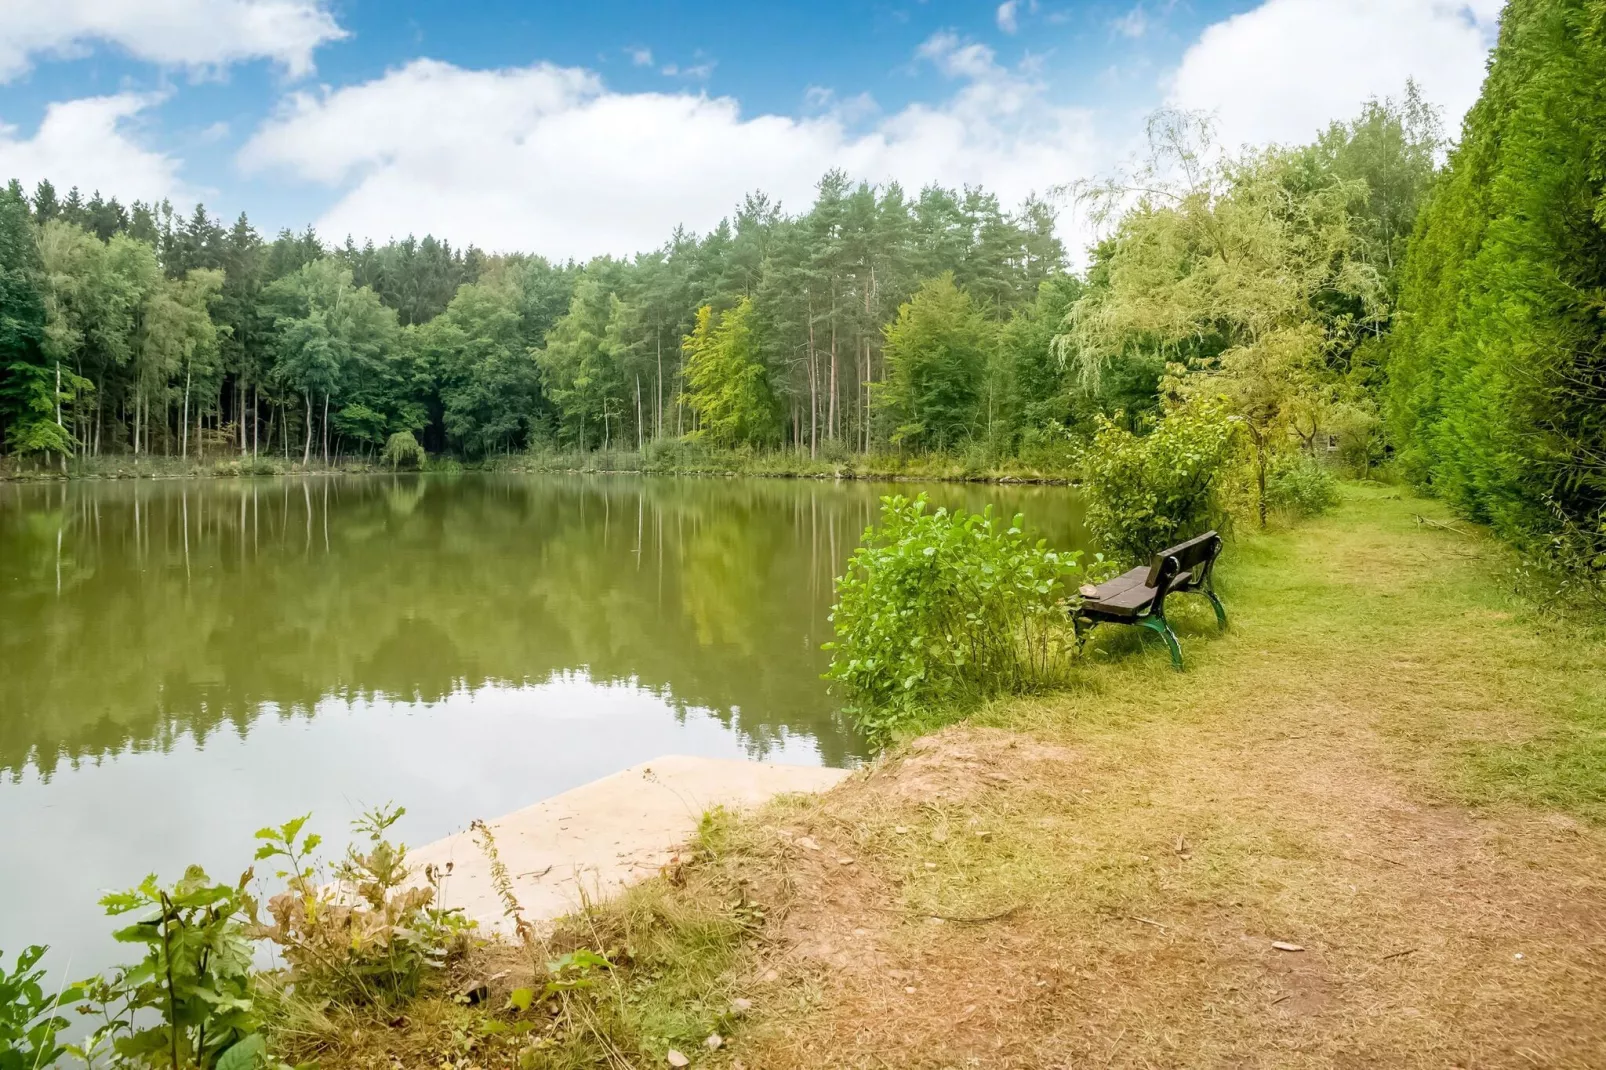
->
[410,755,850,934]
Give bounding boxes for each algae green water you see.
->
[0,473,1085,971]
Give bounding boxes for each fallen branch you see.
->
[1414,513,1473,536]
[1121,914,1172,932]
[924,904,1024,924]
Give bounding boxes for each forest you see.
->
[0,0,1603,581]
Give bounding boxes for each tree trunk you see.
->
[828,301,838,441]
[807,303,818,458]
[303,394,313,466]
[322,393,330,464]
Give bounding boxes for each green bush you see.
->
[1,945,81,1070]
[1080,399,1239,566]
[1265,451,1340,518]
[380,430,427,471]
[74,868,260,1070]
[824,494,1086,744]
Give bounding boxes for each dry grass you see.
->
[295,485,1606,1068]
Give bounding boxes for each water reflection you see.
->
[0,473,1085,969]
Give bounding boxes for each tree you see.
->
[1061,110,1383,521]
[0,181,65,458]
[1388,0,1606,576]
[877,274,992,451]
[423,272,542,457]
[261,259,398,464]
[537,276,625,450]
[681,298,780,448]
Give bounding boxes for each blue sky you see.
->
[0,1,1502,259]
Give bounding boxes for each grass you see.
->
[5,443,1081,485]
[497,441,1080,484]
[291,483,1606,1068]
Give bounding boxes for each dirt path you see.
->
[723,491,1606,1069]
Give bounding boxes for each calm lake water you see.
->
[0,473,1085,975]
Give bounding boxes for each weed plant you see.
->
[825,493,1090,743]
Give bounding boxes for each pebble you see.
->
[667,1051,689,1068]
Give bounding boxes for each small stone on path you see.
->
[1272,941,1305,952]
[667,1051,690,1068]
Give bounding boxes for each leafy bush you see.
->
[1,945,81,1070]
[74,868,260,1070]
[380,430,426,470]
[248,806,470,1007]
[1265,451,1340,518]
[1080,399,1239,566]
[825,494,1086,744]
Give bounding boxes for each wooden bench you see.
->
[1072,531,1226,670]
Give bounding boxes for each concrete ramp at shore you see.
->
[411,755,850,935]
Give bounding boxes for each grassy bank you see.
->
[0,454,388,481]
[292,483,1606,1069]
[497,442,1080,484]
[2,445,1080,484]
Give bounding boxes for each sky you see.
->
[0,0,1505,262]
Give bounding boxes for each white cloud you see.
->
[996,1,1020,34]
[1112,6,1149,39]
[0,0,346,82]
[626,46,653,67]
[660,61,715,80]
[0,93,188,204]
[1168,0,1501,150]
[239,46,1100,260]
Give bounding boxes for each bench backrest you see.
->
[1144,530,1223,589]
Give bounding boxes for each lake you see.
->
[0,473,1085,975]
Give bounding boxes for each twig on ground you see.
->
[1414,514,1473,536]
[1379,948,1418,961]
[1121,914,1172,932]
[922,904,1025,924]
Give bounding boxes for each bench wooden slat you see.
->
[1072,531,1225,670]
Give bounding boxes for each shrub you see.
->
[1,945,81,1070]
[248,806,471,1007]
[1080,399,1239,566]
[74,868,261,1070]
[825,494,1086,744]
[381,430,427,470]
[1265,451,1340,518]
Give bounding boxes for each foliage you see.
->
[1060,99,1439,521]
[247,807,470,1007]
[681,299,781,448]
[824,494,1085,743]
[74,867,260,1070]
[380,430,426,470]
[1386,0,1606,587]
[1080,399,1239,566]
[0,945,82,1070]
[876,274,993,452]
[1265,451,1341,518]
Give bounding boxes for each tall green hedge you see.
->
[1387,0,1606,556]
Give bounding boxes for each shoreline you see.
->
[414,755,849,935]
[1,458,1082,487]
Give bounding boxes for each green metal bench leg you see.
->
[1139,616,1184,670]
[1206,590,1227,631]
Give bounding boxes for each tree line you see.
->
[0,172,1078,466]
